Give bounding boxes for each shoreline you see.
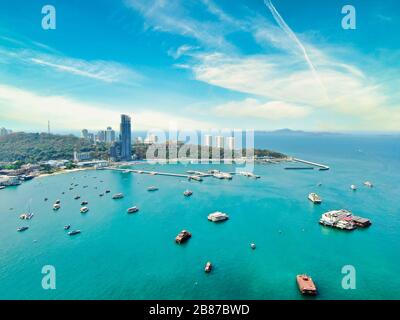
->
[36,167,95,179]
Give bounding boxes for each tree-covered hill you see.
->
[0,132,108,163]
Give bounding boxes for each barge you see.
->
[320,210,371,230]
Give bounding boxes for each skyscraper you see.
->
[204,134,212,147]
[216,136,224,148]
[81,129,89,139]
[105,127,116,143]
[227,137,235,150]
[119,114,132,161]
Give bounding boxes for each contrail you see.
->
[263,0,328,98]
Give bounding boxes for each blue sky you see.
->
[0,0,399,132]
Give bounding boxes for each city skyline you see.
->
[0,0,399,132]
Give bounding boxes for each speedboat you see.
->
[147,186,158,192]
[183,190,193,197]
[53,203,61,210]
[308,193,322,204]
[80,206,89,213]
[68,230,81,236]
[17,226,29,232]
[127,206,139,214]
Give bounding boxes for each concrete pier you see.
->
[292,158,330,170]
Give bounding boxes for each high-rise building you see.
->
[216,136,224,148]
[81,129,89,139]
[109,141,121,161]
[96,130,106,142]
[105,127,116,143]
[119,114,132,161]
[144,133,158,145]
[87,133,95,143]
[227,137,235,150]
[204,134,212,147]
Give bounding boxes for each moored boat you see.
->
[175,230,191,244]
[208,211,229,222]
[204,262,212,273]
[112,193,124,199]
[308,193,322,204]
[350,184,357,190]
[296,274,317,295]
[64,225,71,230]
[127,206,139,213]
[68,230,81,236]
[81,201,88,206]
[53,203,61,210]
[17,226,29,232]
[80,206,89,213]
[183,190,193,197]
[364,181,373,188]
[147,186,159,192]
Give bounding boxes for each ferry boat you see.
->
[147,186,158,192]
[53,203,61,210]
[80,206,89,213]
[17,226,29,232]
[308,193,322,204]
[175,230,192,244]
[204,262,212,273]
[364,181,373,188]
[112,193,124,199]
[296,274,317,295]
[19,213,34,220]
[127,206,139,213]
[350,184,357,190]
[68,230,81,236]
[208,211,229,222]
[64,225,71,230]
[183,190,193,197]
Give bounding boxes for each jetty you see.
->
[292,158,330,171]
[105,167,203,181]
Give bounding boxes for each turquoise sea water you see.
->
[0,133,399,300]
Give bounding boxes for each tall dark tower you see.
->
[119,114,132,161]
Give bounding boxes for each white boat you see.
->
[147,186,158,191]
[53,203,61,210]
[0,186,5,190]
[319,210,356,230]
[19,213,34,220]
[308,193,322,204]
[80,206,89,213]
[127,206,139,213]
[350,184,357,190]
[183,190,193,197]
[364,181,373,188]
[112,193,124,199]
[208,211,229,222]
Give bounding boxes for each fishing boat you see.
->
[296,274,317,295]
[112,193,124,199]
[80,206,89,213]
[204,262,212,273]
[127,206,139,214]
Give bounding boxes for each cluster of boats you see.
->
[319,209,371,230]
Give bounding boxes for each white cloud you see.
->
[0,84,214,131]
[214,98,310,120]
